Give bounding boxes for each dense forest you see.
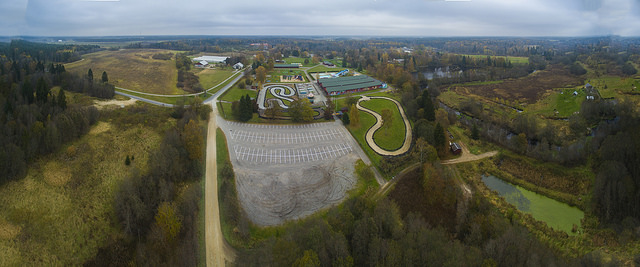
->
[0,40,115,184]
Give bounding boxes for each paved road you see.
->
[114,91,175,107]
[356,96,412,156]
[114,69,246,109]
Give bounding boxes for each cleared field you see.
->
[0,101,169,265]
[65,49,183,95]
[359,98,406,151]
[450,65,583,104]
[527,88,585,117]
[194,68,236,90]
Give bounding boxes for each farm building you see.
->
[318,75,384,96]
[233,62,244,69]
[450,142,462,155]
[195,60,209,68]
[192,55,228,63]
[274,63,300,68]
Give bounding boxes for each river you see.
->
[482,175,584,234]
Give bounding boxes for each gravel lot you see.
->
[218,119,361,226]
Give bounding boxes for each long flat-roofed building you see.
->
[318,75,384,96]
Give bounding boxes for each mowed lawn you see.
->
[193,68,236,90]
[0,102,169,265]
[360,98,406,151]
[347,110,381,165]
[220,87,257,102]
[65,49,182,95]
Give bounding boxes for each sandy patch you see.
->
[0,219,21,240]
[89,122,112,135]
[43,161,71,187]
[94,98,137,110]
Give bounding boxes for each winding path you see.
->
[356,96,412,156]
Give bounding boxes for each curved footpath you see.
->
[356,96,412,156]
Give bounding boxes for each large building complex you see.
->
[318,75,384,96]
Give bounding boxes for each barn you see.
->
[450,142,462,155]
[318,75,384,96]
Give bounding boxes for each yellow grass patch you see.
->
[43,161,71,187]
[0,218,21,240]
[93,98,137,110]
[89,121,112,135]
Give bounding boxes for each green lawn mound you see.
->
[359,98,406,151]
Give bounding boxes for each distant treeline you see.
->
[0,39,101,63]
[0,41,114,184]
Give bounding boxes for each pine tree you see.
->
[57,88,67,110]
[423,95,435,121]
[35,77,49,104]
[102,71,108,83]
[88,68,93,81]
[341,112,350,125]
[125,155,131,165]
[472,124,479,140]
[434,123,446,148]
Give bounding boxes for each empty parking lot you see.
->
[218,119,361,226]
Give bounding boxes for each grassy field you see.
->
[0,100,171,265]
[360,98,406,151]
[527,88,585,117]
[456,54,530,64]
[220,88,257,103]
[65,49,184,95]
[194,68,236,90]
[347,110,381,166]
[282,57,315,67]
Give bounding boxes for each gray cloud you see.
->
[1,0,638,36]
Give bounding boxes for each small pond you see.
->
[482,175,584,234]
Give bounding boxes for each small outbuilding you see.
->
[450,142,462,155]
[233,62,244,69]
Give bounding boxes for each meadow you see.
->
[0,97,172,265]
[65,49,182,95]
[194,68,236,90]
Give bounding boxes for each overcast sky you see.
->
[1,0,639,37]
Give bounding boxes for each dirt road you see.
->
[205,107,236,266]
[441,142,497,165]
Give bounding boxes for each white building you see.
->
[192,55,228,64]
[233,62,244,69]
